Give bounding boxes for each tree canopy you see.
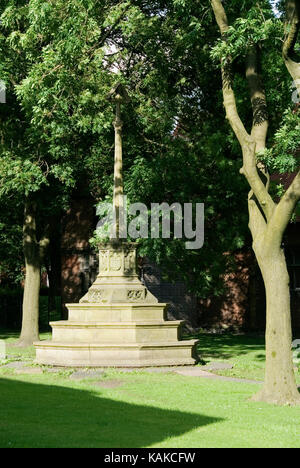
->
[0,0,298,295]
[0,0,252,298]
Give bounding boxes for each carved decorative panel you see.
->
[99,250,109,272]
[110,252,122,271]
[127,289,146,301]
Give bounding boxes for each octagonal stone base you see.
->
[35,338,199,368]
[34,243,199,367]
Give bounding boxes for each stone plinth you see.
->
[34,242,198,367]
[80,242,157,305]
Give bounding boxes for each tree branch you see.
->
[283,0,300,93]
[246,43,271,192]
[86,2,132,57]
[211,0,230,35]
[267,171,300,246]
[246,44,269,152]
[39,232,50,263]
[248,193,268,252]
[211,0,275,220]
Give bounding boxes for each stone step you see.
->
[34,339,199,367]
[50,320,183,344]
[66,303,167,323]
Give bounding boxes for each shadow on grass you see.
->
[195,333,266,361]
[0,378,223,448]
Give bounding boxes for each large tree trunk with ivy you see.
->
[211,0,300,405]
[18,199,50,347]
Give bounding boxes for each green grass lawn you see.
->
[0,331,299,448]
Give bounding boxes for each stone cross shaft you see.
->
[108,83,129,240]
[113,97,124,240]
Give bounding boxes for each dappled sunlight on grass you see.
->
[196,333,300,384]
[196,333,266,361]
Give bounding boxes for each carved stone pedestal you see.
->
[35,242,198,367]
[80,242,157,305]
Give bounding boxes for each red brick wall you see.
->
[61,197,96,318]
[197,250,255,331]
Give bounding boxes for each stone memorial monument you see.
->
[34,84,198,367]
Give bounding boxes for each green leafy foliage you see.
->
[0,0,298,300]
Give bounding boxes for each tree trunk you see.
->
[19,262,40,346]
[252,246,300,405]
[18,200,41,347]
